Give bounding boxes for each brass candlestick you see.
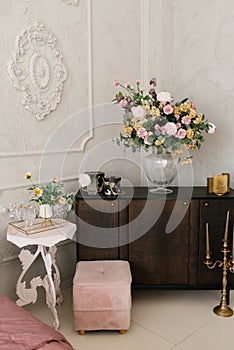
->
[204,213,234,317]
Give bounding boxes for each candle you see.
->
[206,223,210,253]
[232,227,234,258]
[224,210,230,241]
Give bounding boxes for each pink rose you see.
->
[118,99,127,107]
[135,79,140,84]
[113,80,119,88]
[131,106,146,119]
[175,114,180,120]
[154,124,161,130]
[181,116,191,125]
[124,82,131,88]
[177,128,187,139]
[163,104,174,115]
[160,126,166,135]
[164,122,177,136]
[176,123,181,129]
[144,132,153,145]
[137,127,148,138]
[157,91,172,103]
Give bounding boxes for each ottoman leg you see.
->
[119,329,126,334]
[78,330,86,335]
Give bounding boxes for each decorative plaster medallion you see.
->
[7,21,67,120]
[62,0,80,5]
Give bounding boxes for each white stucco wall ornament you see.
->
[62,0,80,5]
[7,21,67,120]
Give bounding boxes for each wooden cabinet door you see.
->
[128,199,190,285]
[76,199,120,261]
[198,198,234,288]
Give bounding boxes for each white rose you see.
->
[157,91,173,103]
[208,122,216,134]
[165,122,177,136]
[131,106,146,119]
[79,173,91,187]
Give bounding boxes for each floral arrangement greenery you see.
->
[24,173,75,206]
[113,78,216,164]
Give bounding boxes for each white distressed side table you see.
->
[7,219,76,329]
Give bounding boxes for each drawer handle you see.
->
[111,202,115,207]
[204,202,209,207]
[183,202,187,206]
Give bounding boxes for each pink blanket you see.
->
[0,294,73,350]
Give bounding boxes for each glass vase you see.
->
[144,150,178,194]
[39,204,53,218]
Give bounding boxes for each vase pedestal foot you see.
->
[150,188,173,194]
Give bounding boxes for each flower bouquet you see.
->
[113,77,216,164]
[24,173,75,218]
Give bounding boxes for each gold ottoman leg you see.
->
[119,329,126,334]
[78,330,86,335]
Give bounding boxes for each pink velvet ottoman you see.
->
[73,260,132,334]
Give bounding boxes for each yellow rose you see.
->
[179,103,191,113]
[189,110,196,119]
[173,106,180,115]
[124,125,133,135]
[134,123,141,131]
[182,157,192,166]
[193,113,203,124]
[173,149,183,156]
[155,140,162,146]
[151,106,160,117]
[34,187,43,197]
[59,197,66,204]
[186,129,194,139]
[52,176,58,183]
[144,104,151,112]
[25,172,32,180]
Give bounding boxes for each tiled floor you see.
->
[25,288,234,350]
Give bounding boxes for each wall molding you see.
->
[141,0,149,87]
[2,0,93,158]
[7,20,67,121]
[62,0,80,6]
[0,175,78,192]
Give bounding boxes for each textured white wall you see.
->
[0,0,233,297]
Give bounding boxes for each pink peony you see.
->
[163,104,174,115]
[157,91,172,103]
[137,127,148,138]
[164,122,177,136]
[177,128,187,139]
[118,99,128,107]
[113,80,119,88]
[131,106,146,119]
[181,116,191,125]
